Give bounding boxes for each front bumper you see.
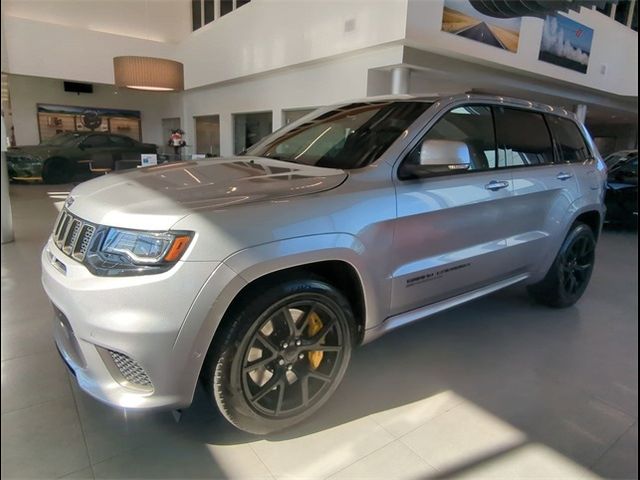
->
[41,237,221,409]
[7,157,43,180]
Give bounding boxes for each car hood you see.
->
[7,145,61,159]
[66,157,348,230]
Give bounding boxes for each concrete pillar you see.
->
[390,67,410,95]
[610,2,617,19]
[1,111,14,244]
[573,104,588,124]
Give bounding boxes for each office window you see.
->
[204,0,215,24]
[195,115,221,156]
[192,0,202,30]
[192,0,252,30]
[234,112,272,154]
[283,108,316,125]
[221,0,233,17]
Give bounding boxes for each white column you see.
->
[220,112,234,157]
[1,111,14,244]
[627,0,636,27]
[272,109,282,133]
[610,2,618,19]
[573,104,588,123]
[390,67,410,95]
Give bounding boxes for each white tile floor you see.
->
[1,184,638,479]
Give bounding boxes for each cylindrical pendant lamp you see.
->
[113,56,184,92]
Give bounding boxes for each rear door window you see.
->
[546,115,591,163]
[493,107,555,168]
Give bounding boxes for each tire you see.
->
[528,222,596,308]
[202,276,355,434]
[42,157,74,184]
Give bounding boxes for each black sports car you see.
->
[604,150,637,226]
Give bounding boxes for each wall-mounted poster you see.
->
[37,104,142,142]
[539,15,593,74]
[441,0,521,53]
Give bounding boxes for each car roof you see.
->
[330,93,579,122]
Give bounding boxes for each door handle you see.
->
[557,172,573,181]
[484,180,509,191]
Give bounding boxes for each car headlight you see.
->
[84,227,193,276]
[8,155,41,167]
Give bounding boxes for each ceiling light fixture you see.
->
[113,56,184,92]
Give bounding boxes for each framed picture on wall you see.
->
[37,104,142,142]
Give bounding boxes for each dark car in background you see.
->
[7,132,157,184]
[604,149,638,226]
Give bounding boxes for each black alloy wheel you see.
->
[559,234,595,296]
[42,157,74,184]
[239,297,346,418]
[528,222,597,308]
[202,276,355,434]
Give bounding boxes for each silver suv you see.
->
[42,94,606,434]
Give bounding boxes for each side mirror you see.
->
[418,139,471,171]
[400,139,471,179]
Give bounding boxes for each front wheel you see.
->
[528,222,596,308]
[202,277,355,434]
[42,157,74,184]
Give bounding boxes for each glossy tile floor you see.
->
[1,184,638,480]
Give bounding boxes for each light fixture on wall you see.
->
[113,56,184,92]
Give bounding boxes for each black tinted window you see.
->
[546,115,591,163]
[82,135,110,148]
[494,107,554,167]
[109,135,134,147]
[399,105,496,179]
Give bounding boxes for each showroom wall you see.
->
[405,0,638,97]
[1,0,636,155]
[2,17,178,85]
[2,0,192,43]
[8,75,181,146]
[178,0,409,89]
[180,45,404,156]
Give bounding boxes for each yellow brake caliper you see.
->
[307,311,324,370]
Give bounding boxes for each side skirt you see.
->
[361,273,530,344]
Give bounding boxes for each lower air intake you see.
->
[108,350,153,389]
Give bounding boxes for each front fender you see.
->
[172,233,387,406]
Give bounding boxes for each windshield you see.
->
[246,101,432,169]
[40,133,82,147]
[605,152,637,170]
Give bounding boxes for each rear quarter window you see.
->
[546,115,591,163]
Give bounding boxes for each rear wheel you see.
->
[42,157,74,184]
[202,277,355,434]
[528,222,596,308]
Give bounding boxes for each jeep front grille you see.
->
[53,210,96,262]
[107,350,153,389]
